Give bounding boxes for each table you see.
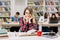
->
[0,32,60,40]
[1,22,60,27]
[2,22,19,26]
[0,22,60,40]
[38,22,60,26]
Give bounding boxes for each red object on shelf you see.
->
[37,31,42,36]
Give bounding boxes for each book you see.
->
[2,7,5,11]
[45,7,58,12]
[4,7,8,11]
[39,12,43,16]
[2,13,6,17]
[0,7,2,11]
[4,1,10,6]
[7,7,11,11]
[0,29,7,34]
[28,2,35,6]
[39,1,44,6]
[3,1,10,6]
[35,13,38,17]
[50,1,55,5]
[39,7,43,11]
[0,2,2,6]
[56,7,59,11]
[45,1,51,5]
[37,12,40,16]
[34,2,39,5]
[2,12,10,17]
[4,2,8,6]
[5,13,10,17]
[55,2,59,5]
[34,7,39,11]
[45,0,55,5]
[0,12,2,17]
[27,29,36,34]
[35,12,43,17]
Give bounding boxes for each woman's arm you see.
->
[29,16,37,30]
[29,14,36,23]
[19,17,28,27]
[32,14,35,23]
[19,17,29,32]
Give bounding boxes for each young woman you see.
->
[42,13,50,32]
[19,7,37,32]
[49,14,58,33]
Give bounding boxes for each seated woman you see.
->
[49,14,58,33]
[42,13,50,32]
[19,7,37,32]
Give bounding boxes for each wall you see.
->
[11,0,27,17]
[11,0,15,16]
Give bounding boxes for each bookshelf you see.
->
[27,0,44,21]
[27,0,60,21]
[0,0,11,22]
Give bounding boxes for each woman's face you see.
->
[52,15,55,18]
[55,13,59,17]
[25,10,31,18]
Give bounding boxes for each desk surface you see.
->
[0,33,60,40]
[1,22,60,26]
[38,23,60,26]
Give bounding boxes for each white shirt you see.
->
[38,16,49,31]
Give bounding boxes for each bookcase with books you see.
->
[0,0,11,22]
[0,0,11,34]
[27,0,60,21]
[27,0,44,21]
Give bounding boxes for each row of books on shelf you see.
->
[28,1,44,6]
[28,1,60,6]
[0,7,10,12]
[33,7,43,12]
[0,1,10,6]
[0,17,11,22]
[45,0,59,5]
[0,12,10,17]
[35,12,43,17]
[35,12,60,17]
[31,7,60,12]
[45,7,59,12]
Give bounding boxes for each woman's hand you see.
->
[28,15,34,23]
[29,17,33,23]
[23,16,29,22]
[29,15,36,23]
[23,14,36,23]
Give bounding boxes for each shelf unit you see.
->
[27,0,60,21]
[0,0,11,22]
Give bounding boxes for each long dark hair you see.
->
[23,7,35,23]
[50,14,57,21]
[44,13,49,19]
[23,7,33,15]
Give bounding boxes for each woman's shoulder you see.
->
[20,17,23,20]
[20,17,23,19]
